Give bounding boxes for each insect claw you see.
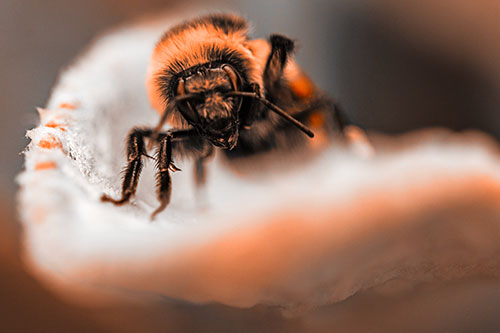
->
[169,163,182,172]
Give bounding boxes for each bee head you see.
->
[175,64,243,149]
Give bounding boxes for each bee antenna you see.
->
[174,94,204,103]
[225,91,315,138]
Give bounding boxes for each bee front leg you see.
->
[150,128,199,219]
[326,99,375,158]
[151,133,175,220]
[194,145,214,187]
[101,128,152,205]
[331,101,349,135]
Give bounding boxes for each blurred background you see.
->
[2,0,500,331]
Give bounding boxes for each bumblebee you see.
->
[102,13,355,218]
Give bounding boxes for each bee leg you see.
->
[263,34,295,94]
[151,133,174,220]
[331,101,348,135]
[194,159,205,187]
[330,101,375,157]
[101,127,152,205]
[194,145,214,187]
[150,128,199,219]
